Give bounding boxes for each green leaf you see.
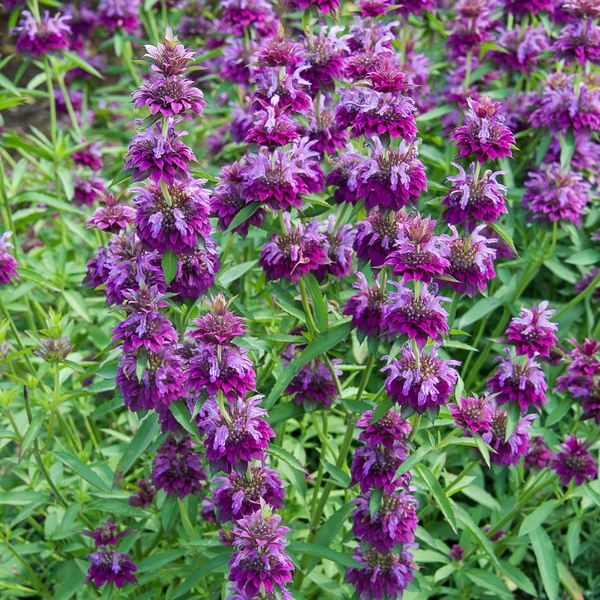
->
[546,397,572,427]
[463,568,512,599]
[217,260,257,287]
[288,541,361,569]
[268,444,305,473]
[557,560,584,600]
[63,50,104,78]
[529,527,559,600]
[560,131,575,170]
[137,549,187,573]
[519,500,557,536]
[54,451,110,491]
[416,105,453,123]
[459,297,501,329]
[395,444,431,478]
[265,321,351,408]
[172,553,231,599]
[305,274,328,332]
[62,290,91,322]
[161,250,178,286]
[499,560,536,596]
[504,403,521,443]
[567,520,581,563]
[169,400,198,438]
[565,249,600,266]
[116,413,160,478]
[455,504,500,568]
[416,464,458,534]
[18,412,44,462]
[370,488,383,517]
[322,460,351,487]
[315,502,354,545]
[536,132,552,165]
[489,222,518,256]
[226,202,260,233]
[544,257,578,284]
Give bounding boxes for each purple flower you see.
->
[84,519,127,547]
[214,466,285,522]
[492,26,548,73]
[128,478,155,508]
[503,0,553,14]
[87,193,136,233]
[73,140,103,170]
[452,97,515,164]
[169,241,219,299]
[73,175,106,207]
[116,345,185,411]
[259,214,329,282]
[383,343,460,413]
[302,27,348,92]
[221,0,277,36]
[394,0,436,15]
[286,358,341,408]
[450,544,464,561]
[134,179,211,253]
[447,5,493,58]
[151,435,205,497]
[124,120,195,184]
[252,67,313,113]
[293,0,340,12]
[98,0,140,34]
[554,21,600,66]
[451,395,493,435]
[346,547,415,600]
[13,10,71,57]
[350,444,409,493]
[229,507,294,597]
[144,35,195,78]
[245,105,299,148]
[522,163,591,225]
[344,273,387,337]
[0,232,18,284]
[86,549,137,588]
[352,489,418,552]
[354,210,405,268]
[312,216,355,280]
[383,283,450,345]
[525,436,553,470]
[552,436,598,485]
[356,409,412,449]
[482,402,536,465]
[560,0,600,19]
[197,395,275,471]
[132,76,206,119]
[254,36,304,68]
[190,294,246,346]
[349,139,427,211]
[506,301,558,358]
[488,349,547,412]
[326,154,363,204]
[441,225,496,297]
[358,0,393,16]
[443,163,508,225]
[188,341,256,401]
[385,214,449,283]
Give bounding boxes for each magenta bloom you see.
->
[188,341,256,401]
[442,225,496,297]
[482,402,536,466]
[134,179,211,253]
[353,489,418,552]
[151,436,205,497]
[525,436,553,470]
[214,466,285,522]
[522,163,591,225]
[327,154,363,204]
[356,409,412,449]
[552,436,598,485]
[0,232,18,285]
[383,344,460,414]
[358,0,393,15]
[354,211,405,268]
[488,349,547,412]
[451,395,493,435]
[252,67,313,114]
[124,120,195,184]
[98,0,140,34]
[385,214,449,283]
[304,100,349,156]
[302,27,348,91]
[346,547,415,600]
[553,22,600,66]
[229,508,294,597]
[312,217,355,280]
[132,76,206,119]
[197,395,275,471]
[254,36,304,68]
[394,0,435,14]
[117,345,185,411]
[74,175,106,207]
[383,283,450,345]
[13,10,71,57]
[128,478,155,508]
[259,214,328,282]
[286,358,341,408]
[350,444,410,494]
[245,106,299,148]
[169,242,219,300]
[87,194,136,233]
[73,140,103,170]
[506,301,558,358]
[86,549,137,588]
[144,35,195,78]
[84,519,128,547]
[503,0,553,14]
[293,0,339,12]
[221,0,276,36]
[190,294,246,346]
[492,26,548,73]
[452,97,515,164]
[443,163,507,225]
[350,139,427,211]
[344,273,387,337]
[560,0,600,19]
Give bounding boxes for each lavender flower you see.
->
[383,343,460,413]
[144,34,195,77]
[385,214,449,283]
[87,194,136,233]
[197,395,275,471]
[312,216,355,280]
[354,211,405,268]
[73,140,103,170]
[352,489,418,551]
[451,395,493,435]
[228,507,294,597]
[302,27,348,92]
[86,549,137,588]
[553,22,600,66]
[488,349,547,412]
[151,436,205,497]
[98,0,140,34]
[506,301,558,358]
[128,478,155,508]
[522,163,591,225]
[132,76,206,118]
[552,436,598,485]
[245,105,299,148]
[13,10,71,57]
[0,232,18,284]
[134,179,211,253]
[190,294,246,346]
[503,0,553,14]
[285,358,341,408]
[293,0,340,12]
[492,26,548,73]
[169,241,219,299]
[221,0,277,36]
[451,97,515,164]
[84,519,127,547]
[214,466,285,522]
[346,547,415,600]
[124,120,195,184]
[344,273,387,337]
[356,409,412,449]
[350,444,410,493]
[327,154,363,204]
[254,36,304,68]
[525,436,553,470]
[443,163,508,225]
[383,283,450,345]
[252,67,312,113]
[73,175,106,207]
